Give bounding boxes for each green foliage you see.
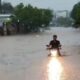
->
[12,3,53,33]
[2,2,14,13]
[71,2,80,27]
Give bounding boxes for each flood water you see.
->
[0,27,80,80]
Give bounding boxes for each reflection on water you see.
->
[48,57,63,80]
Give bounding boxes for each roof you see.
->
[0,14,12,18]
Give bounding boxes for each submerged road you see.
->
[0,27,80,80]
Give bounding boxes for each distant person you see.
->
[46,35,61,56]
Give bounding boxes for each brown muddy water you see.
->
[0,27,80,80]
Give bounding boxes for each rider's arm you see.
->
[58,41,61,49]
[49,41,52,48]
[46,41,52,48]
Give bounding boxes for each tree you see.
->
[2,2,14,13]
[12,3,53,33]
[71,2,80,27]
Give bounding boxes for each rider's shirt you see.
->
[49,40,60,49]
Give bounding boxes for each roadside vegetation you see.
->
[71,2,80,28]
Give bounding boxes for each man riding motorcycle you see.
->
[46,35,61,56]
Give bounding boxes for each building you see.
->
[0,14,12,35]
[0,14,11,22]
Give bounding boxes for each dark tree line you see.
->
[11,3,53,33]
[0,2,14,13]
[0,2,53,33]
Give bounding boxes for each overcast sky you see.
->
[2,0,79,11]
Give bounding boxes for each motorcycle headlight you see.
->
[50,50,57,57]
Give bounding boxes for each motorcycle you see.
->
[46,45,61,57]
